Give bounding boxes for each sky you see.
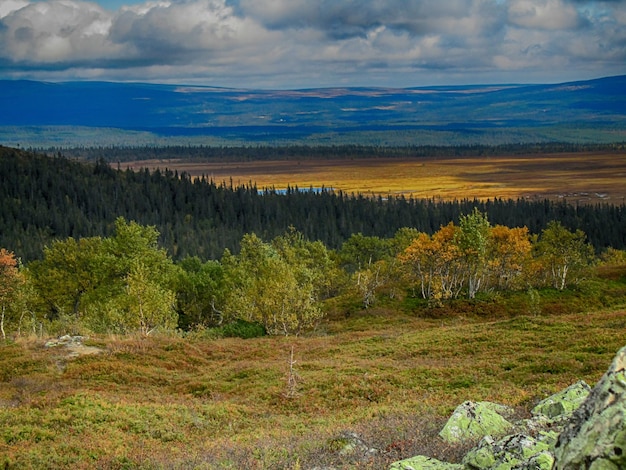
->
[0,0,625,89]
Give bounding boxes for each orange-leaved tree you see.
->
[488,225,533,290]
[399,232,438,300]
[399,223,464,302]
[432,222,464,300]
[0,248,24,340]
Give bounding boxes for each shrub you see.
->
[219,319,267,339]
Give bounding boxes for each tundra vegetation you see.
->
[1,260,625,468]
[1,145,626,468]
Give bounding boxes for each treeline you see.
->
[49,142,626,163]
[1,213,620,339]
[1,146,625,263]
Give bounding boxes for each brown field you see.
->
[123,151,626,203]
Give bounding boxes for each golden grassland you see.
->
[123,152,626,203]
[2,271,626,468]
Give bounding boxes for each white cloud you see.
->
[0,0,29,19]
[508,0,582,30]
[0,1,119,63]
[0,0,624,87]
[119,1,171,16]
[110,0,241,59]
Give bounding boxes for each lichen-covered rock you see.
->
[395,353,626,470]
[44,335,86,348]
[327,431,377,458]
[388,455,463,470]
[462,434,550,470]
[463,436,498,469]
[44,335,102,359]
[514,451,555,470]
[439,401,514,443]
[535,430,560,450]
[554,346,626,469]
[532,380,591,420]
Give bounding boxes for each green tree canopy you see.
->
[338,233,393,273]
[175,256,227,329]
[535,221,595,290]
[223,231,329,336]
[28,218,179,334]
[456,208,491,298]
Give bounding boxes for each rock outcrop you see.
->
[462,434,552,469]
[327,431,377,460]
[44,335,102,358]
[44,334,86,348]
[531,380,591,421]
[389,455,463,469]
[554,346,626,469]
[391,346,626,470]
[439,401,515,444]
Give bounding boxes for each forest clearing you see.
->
[122,151,626,203]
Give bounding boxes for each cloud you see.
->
[110,1,242,62]
[0,0,624,87]
[508,0,582,30]
[0,0,29,19]
[238,0,506,39]
[0,1,120,65]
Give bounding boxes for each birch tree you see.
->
[399,232,437,299]
[399,223,464,301]
[124,262,177,335]
[488,225,532,290]
[0,249,23,340]
[456,209,491,298]
[223,233,326,336]
[535,221,594,290]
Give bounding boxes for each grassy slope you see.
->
[1,270,626,469]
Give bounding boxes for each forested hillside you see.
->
[58,142,626,163]
[2,76,626,147]
[1,146,625,262]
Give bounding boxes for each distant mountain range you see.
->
[0,75,625,147]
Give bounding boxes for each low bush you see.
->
[219,319,267,339]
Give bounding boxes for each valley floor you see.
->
[123,151,626,203]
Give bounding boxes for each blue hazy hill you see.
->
[0,75,625,146]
